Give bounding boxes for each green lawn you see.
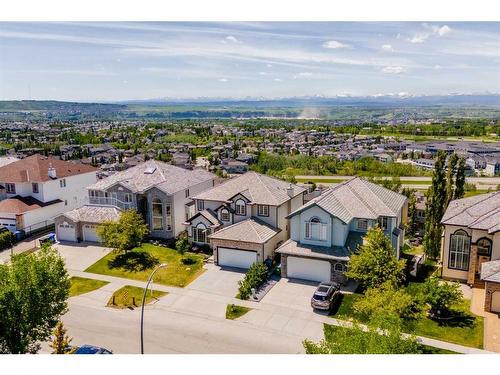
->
[225,304,252,320]
[332,288,483,349]
[69,276,109,297]
[323,324,458,354]
[85,243,206,287]
[107,285,167,309]
[464,189,491,198]
[296,177,347,184]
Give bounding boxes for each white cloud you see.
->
[382,66,406,74]
[409,24,452,44]
[409,34,429,44]
[437,25,451,36]
[381,44,393,52]
[267,64,273,68]
[258,71,267,75]
[322,40,349,49]
[293,72,313,79]
[223,35,241,44]
[434,64,442,70]
[273,78,282,82]
[218,78,228,82]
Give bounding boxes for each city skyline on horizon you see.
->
[1,22,500,101]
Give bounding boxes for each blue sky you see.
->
[0,22,499,101]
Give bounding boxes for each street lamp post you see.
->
[140,263,167,354]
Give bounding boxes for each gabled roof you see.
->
[480,259,500,283]
[88,160,215,195]
[0,154,97,183]
[184,209,222,227]
[192,171,305,206]
[441,191,500,234]
[0,196,62,214]
[208,218,280,244]
[288,177,407,223]
[58,205,121,224]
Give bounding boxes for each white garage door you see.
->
[83,224,100,243]
[218,247,257,269]
[492,291,500,314]
[57,223,77,242]
[287,256,331,283]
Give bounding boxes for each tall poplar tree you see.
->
[445,153,458,207]
[454,157,466,199]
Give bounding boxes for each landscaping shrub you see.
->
[422,276,462,316]
[181,256,197,265]
[175,232,190,255]
[237,263,268,300]
[0,231,14,250]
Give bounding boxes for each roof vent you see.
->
[48,164,57,179]
[144,166,157,174]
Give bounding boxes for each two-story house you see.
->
[54,160,216,243]
[0,154,97,235]
[440,191,500,313]
[276,177,408,284]
[184,172,306,269]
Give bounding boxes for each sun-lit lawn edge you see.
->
[69,276,109,297]
[225,304,252,320]
[106,285,167,309]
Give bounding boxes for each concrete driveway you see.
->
[261,278,319,312]
[186,263,245,298]
[55,242,112,272]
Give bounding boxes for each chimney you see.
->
[286,183,294,198]
[48,164,57,179]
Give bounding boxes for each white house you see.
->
[276,177,408,283]
[0,154,98,234]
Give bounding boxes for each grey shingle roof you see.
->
[208,218,280,244]
[441,191,500,234]
[193,171,305,206]
[288,177,407,223]
[60,205,121,223]
[480,259,500,283]
[88,160,215,195]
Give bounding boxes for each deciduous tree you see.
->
[97,209,149,253]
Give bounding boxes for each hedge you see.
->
[237,263,268,300]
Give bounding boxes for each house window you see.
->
[5,183,15,194]
[60,179,66,188]
[235,199,246,216]
[165,204,172,231]
[193,223,207,243]
[124,193,132,203]
[257,205,269,217]
[64,200,68,206]
[334,263,344,272]
[305,217,327,241]
[357,219,368,230]
[378,216,389,230]
[220,209,230,222]
[477,238,492,256]
[197,200,204,211]
[185,189,190,198]
[152,198,164,230]
[449,230,471,270]
[32,183,39,194]
[89,190,98,198]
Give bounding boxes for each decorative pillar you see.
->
[467,245,478,285]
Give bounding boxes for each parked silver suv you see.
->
[310,281,341,311]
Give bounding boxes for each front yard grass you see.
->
[69,276,109,297]
[84,243,206,287]
[332,287,483,349]
[107,285,167,309]
[225,304,251,320]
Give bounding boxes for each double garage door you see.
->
[56,223,101,243]
[218,247,257,269]
[286,256,331,283]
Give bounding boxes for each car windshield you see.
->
[313,293,327,301]
[317,286,330,293]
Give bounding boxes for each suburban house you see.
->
[184,171,306,269]
[0,154,97,234]
[276,177,408,284]
[440,191,500,312]
[54,160,216,243]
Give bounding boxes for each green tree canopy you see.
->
[345,226,406,289]
[0,245,70,353]
[97,209,149,252]
[423,276,463,314]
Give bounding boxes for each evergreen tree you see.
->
[445,153,458,206]
[454,157,466,199]
[50,321,73,354]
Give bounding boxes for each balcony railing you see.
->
[87,196,136,210]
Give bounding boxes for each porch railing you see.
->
[87,196,136,210]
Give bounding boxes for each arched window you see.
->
[235,199,246,216]
[334,263,344,272]
[449,230,470,270]
[152,198,163,230]
[193,223,207,243]
[477,238,492,256]
[305,217,327,241]
[220,209,230,222]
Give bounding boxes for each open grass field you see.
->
[107,285,167,309]
[69,276,109,297]
[85,243,206,287]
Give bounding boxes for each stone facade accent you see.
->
[484,281,500,313]
[467,245,478,285]
[280,253,347,285]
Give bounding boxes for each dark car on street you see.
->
[73,345,113,354]
[310,281,341,311]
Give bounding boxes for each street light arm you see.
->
[140,263,167,354]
